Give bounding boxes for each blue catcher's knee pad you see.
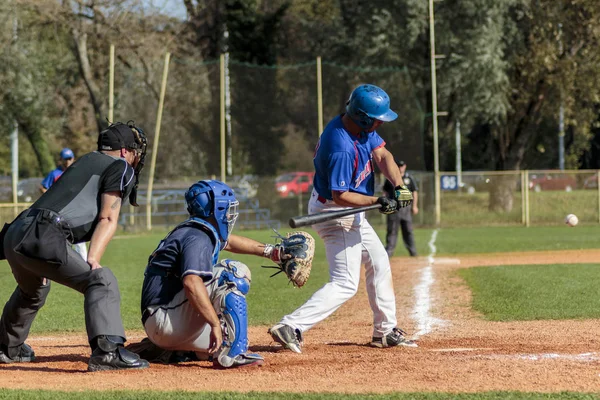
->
[217,259,251,295]
[211,259,254,367]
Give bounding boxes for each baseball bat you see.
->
[289,204,382,228]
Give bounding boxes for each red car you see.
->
[528,174,576,192]
[275,172,314,198]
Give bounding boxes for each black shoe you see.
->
[0,343,35,364]
[88,336,149,372]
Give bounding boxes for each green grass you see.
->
[1,225,600,333]
[422,226,600,254]
[0,228,331,333]
[458,264,600,321]
[0,390,598,400]
[439,189,600,227]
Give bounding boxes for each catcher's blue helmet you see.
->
[345,84,398,130]
[185,180,239,243]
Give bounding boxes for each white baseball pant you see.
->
[280,190,398,337]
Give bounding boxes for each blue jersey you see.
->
[40,167,65,189]
[313,115,385,200]
[141,225,218,311]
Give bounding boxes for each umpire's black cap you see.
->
[395,159,406,167]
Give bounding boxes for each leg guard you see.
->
[210,259,263,368]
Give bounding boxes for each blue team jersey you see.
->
[313,115,385,200]
[141,226,217,311]
[40,167,65,189]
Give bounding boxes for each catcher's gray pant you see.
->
[280,191,398,337]
[143,289,213,352]
[385,208,417,257]
[0,215,126,350]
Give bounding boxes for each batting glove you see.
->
[394,185,413,208]
[377,197,398,215]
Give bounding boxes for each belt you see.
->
[141,308,153,325]
[23,208,73,242]
[317,195,326,204]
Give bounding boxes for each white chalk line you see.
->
[411,229,447,340]
[432,348,600,362]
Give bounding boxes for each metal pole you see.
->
[455,120,462,189]
[11,121,18,218]
[225,51,232,178]
[429,0,441,225]
[317,56,323,135]
[521,170,525,225]
[146,52,171,231]
[108,44,115,122]
[525,170,530,227]
[558,104,565,170]
[11,9,18,218]
[558,23,565,171]
[220,53,226,182]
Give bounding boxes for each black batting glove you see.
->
[377,196,398,215]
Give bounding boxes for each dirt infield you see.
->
[2,249,600,393]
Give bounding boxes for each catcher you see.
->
[127,179,314,368]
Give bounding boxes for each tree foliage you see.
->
[0,0,598,193]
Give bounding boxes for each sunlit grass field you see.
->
[0,224,599,398]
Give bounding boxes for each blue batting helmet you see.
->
[345,84,398,130]
[184,180,239,243]
[60,148,74,160]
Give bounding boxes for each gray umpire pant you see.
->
[385,207,417,257]
[0,214,126,351]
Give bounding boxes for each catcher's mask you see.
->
[345,84,398,131]
[97,121,148,206]
[185,180,239,245]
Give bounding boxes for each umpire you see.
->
[0,122,149,372]
[383,160,419,257]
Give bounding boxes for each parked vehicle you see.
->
[528,174,576,192]
[275,172,314,198]
[583,173,598,189]
[0,177,43,203]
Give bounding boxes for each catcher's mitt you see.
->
[263,231,315,287]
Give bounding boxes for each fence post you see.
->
[316,56,323,136]
[597,169,600,224]
[108,44,115,122]
[146,52,171,231]
[520,170,525,226]
[220,54,226,182]
[524,170,530,227]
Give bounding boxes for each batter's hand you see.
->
[377,197,398,214]
[394,185,413,208]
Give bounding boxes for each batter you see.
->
[269,84,417,353]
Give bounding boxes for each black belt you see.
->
[23,208,73,242]
[141,308,153,325]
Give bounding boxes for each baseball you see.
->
[565,214,578,227]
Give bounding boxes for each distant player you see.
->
[269,84,417,352]
[39,148,75,194]
[383,160,419,257]
[39,148,88,260]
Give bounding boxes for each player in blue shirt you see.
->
[269,84,417,353]
[40,148,75,193]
